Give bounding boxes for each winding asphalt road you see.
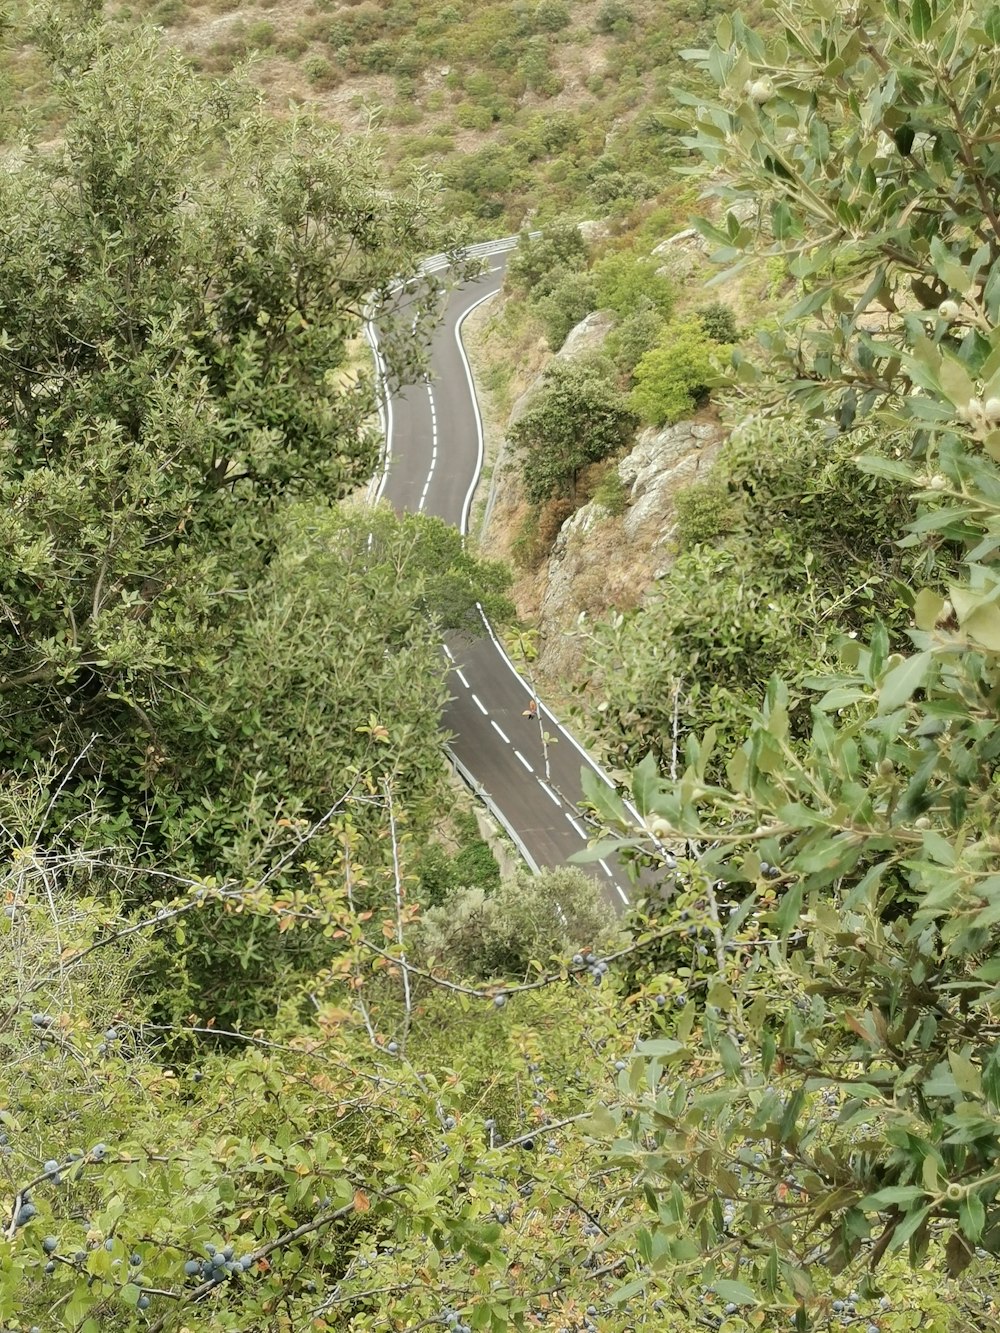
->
[373,246,635,909]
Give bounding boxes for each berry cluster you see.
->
[183,1242,253,1286]
[571,952,610,986]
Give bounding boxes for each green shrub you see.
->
[607,304,666,379]
[588,544,836,774]
[386,102,424,126]
[302,53,338,88]
[533,0,570,31]
[276,32,309,58]
[246,19,276,47]
[417,867,617,980]
[149,0,188,25]
[508,360,636,503]
[593,251,674,320]
[695,300,740,343]
[507,224,586,294]
[510,498,575,569]
[535,269,598,349]
[410,810,500,907]
[518,39,561,95]
[591,464,628,516]
[630,317,729,425]
[455,102,494,131]
[451,810,501,893]
[672,475,738,548]
[718,415,917,612]
[595,0,634,34]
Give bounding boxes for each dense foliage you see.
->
[507,359,637,504]
[10,1,1000,1331]
[0,21,509,1033]
[630,315,731,424]
[577,0,1000,1323]
[587,416,915,774]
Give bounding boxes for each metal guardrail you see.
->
[446,746,540,874]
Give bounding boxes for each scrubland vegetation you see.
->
[3,1,1000,1331]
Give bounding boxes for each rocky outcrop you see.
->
[618,420,721,542]
[467,302,727,704]
[507,308,615,426]
[530,417,725,688]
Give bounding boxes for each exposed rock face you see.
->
[559,308,615,359]
[578,219,612,244]
[618,421,721,541]
[507,309,615,426]
[468,301,727,705]
[531,417,725,689]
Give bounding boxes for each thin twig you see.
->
[383,780,412,1029]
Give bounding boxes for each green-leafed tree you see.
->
[508,360,637,503]
[592,251,674,321]
[505,223,588,294]
[417,865,618,979]
[630,316,730,425]
[0,15,445,812]
[577,0,1000,1319]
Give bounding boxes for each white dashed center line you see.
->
[418,384,439,512]
[514,750,533,773]
[537,779,562,807]
[470,693,488,716]
[565,814,586,838]
[442,644,454,662]
[455,669,469,688]
[599,859,613,877]
[490,720,510,744]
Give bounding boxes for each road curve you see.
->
[374,252,637,909]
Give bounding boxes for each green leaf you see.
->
[888,1205,933,1251]
[717,1032,743,1075]
[960,1192,986,1242]
[775,882,804,935]
[938,355,976,407]
[712,1278,758,1306]
[914,588,944,631]
[910,0,932,38]
[582,1105,617,1137]
[878,651,932,713]
[610,1277,648,1306]
[635,1038,686,1058]
[631,752,660,817]
[858,1185,927,1209]
[949,1049,982,1095]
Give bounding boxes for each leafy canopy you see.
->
[577,0,1000,1317]
[508,359,637,504]
[0,17,446,802]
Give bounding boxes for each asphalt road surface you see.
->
[375,250,637,910]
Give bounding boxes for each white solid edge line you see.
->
[454,284,505,538]
[363,321,394,505]
[450,268,641,890]
[490,719,511,744]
